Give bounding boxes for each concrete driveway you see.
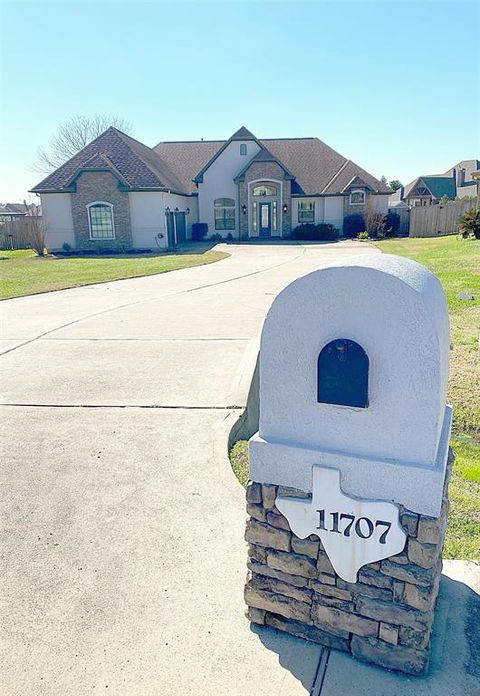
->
[2,242,477,696]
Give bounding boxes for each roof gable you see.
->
[340,175,375,193]
[31,127,187,193]
[406,176,456,199]
[421,176,456,199]
[230,126,257,141]
[31,125,395,198]
[192,126,264,183]
[234,144,295,182]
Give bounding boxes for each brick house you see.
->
[31,126,391,251]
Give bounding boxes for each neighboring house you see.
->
[31,126,390,251]
[0,202,33,221]
[390,159,480,208]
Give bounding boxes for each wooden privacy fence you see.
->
[0,219,33,250]
[409,198,478,238]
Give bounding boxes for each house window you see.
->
[214,197,235,230]
[240,144,247,156]
[87,202,115,239]
[252,184,277,196]
[298,201,315,223]
[272,201,277,232]
[350,190,366,206]
[252,201,258,233]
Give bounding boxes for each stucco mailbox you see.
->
[244,254,452,675]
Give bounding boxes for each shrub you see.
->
[364,200,388,238]
[356,231,369,240]
[385,211,400,237]
[343,214,365,238]
[209,233,223,241]
[292,223,339,241]
[458,208,480,239]
[192,222,208,241]
[62,242,71,252]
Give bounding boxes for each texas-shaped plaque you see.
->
[276,466,407,583]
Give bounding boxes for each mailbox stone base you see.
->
[244,450,453,676]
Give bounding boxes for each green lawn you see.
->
[372,236,479,559]
[230,235,480,560]
[0,247,229,300]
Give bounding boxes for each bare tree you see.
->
[33,114,133,173]
[23,199,46,256]
[364,198,387,238]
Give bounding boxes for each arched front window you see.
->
[349,190,366,206]
[87,202,115,240]
[317,339,369,408]
[214,197,235,230]
[252,184,277,197]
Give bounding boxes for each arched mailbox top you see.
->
[258,253,450,470]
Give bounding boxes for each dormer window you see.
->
[240,144,247,156]
[350,190,366,206]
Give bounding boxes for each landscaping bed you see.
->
[0,247,229,300]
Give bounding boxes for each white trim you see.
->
[321,159,351,194]
[349,190,366,206]
[298,200,315,223]
[87,201,115,240]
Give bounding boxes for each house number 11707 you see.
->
[316,509,392,544]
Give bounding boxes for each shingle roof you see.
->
[31,127,186,193]
[154,135,390,195]
[420,176,456,199]
[230,126,256,140]
[32,126,390,197]
[152,140,223,193]
[404,176,456,200]
[0,202,28,215]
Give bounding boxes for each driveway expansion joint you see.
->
[0,402,243,410]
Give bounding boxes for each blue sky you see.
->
[1,0,479,201]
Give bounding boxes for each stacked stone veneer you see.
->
[244,450,453,675]
[238,161,292,239]
[71,171,133,251]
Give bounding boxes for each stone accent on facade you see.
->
[237,161,292,239]
[244,450,453,676]
[70,171,133,250]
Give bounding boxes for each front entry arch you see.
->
[249,180,281,238]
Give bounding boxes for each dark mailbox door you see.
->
[317,339,369,408]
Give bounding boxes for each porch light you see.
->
[165,206,170,214]
[186,208,190,215]
[242,204,247,215]
[283,203,288,214]
[174,207,179,213]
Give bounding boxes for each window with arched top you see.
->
[252,184,277,197]
[317,339,369,408]
[214,197,235,230]
[87,202,115,240]
[349,190,366,205]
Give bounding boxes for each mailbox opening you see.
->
[317,339,369,408]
